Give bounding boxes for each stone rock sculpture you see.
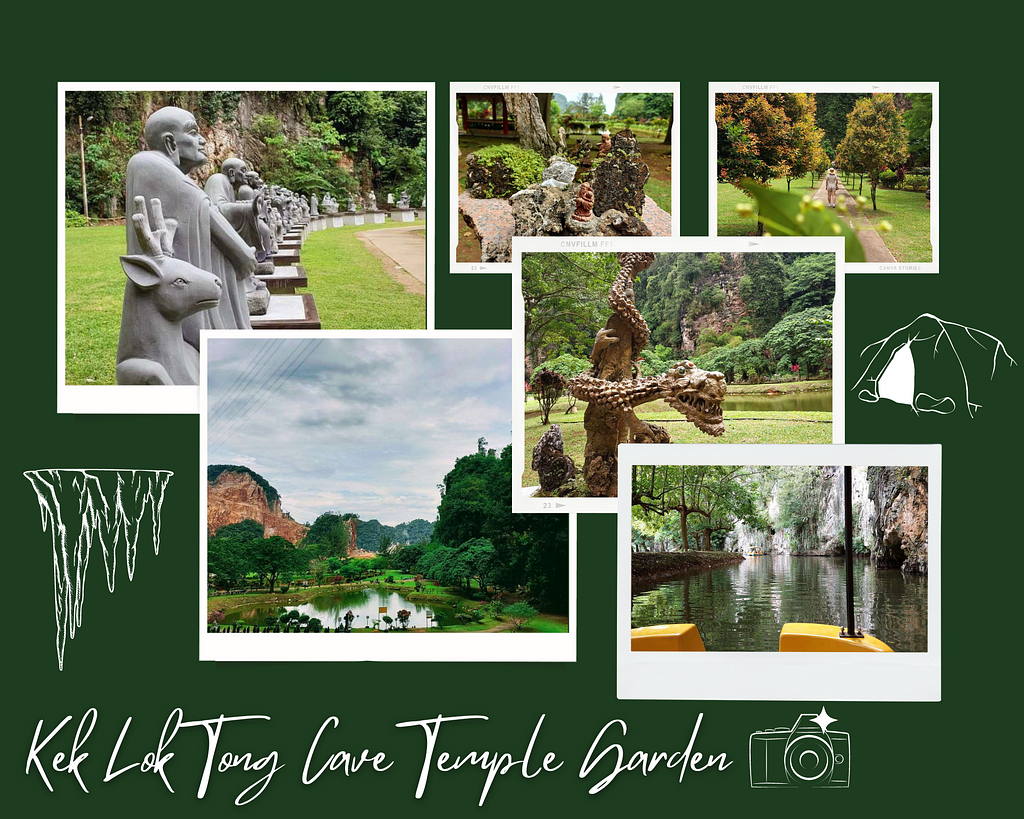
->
[116,196,222,385]
[598,132,612,159]
[125,106,256,350]
[398,190,410,209]
[367,191,377,211]
[541,155,578,189]
[572,182,595,221]
[387,193,395,205]
[310,192,319,217]
[592,130,649,218]
[532,425,577,495]
[347,196,356,212]
[563,252,727,496]
[557,126,567,151]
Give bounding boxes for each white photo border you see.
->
[198,328,577,663]
[616,443,941,701]
[450,82,680,274]
[708,81,939,274]
[58,81,436,416]
[512,235,847,514]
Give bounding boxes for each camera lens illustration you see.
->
[749,709,850,788]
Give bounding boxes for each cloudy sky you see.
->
[206,337,514,525]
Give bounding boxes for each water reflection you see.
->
[721,390,832,413]
[631,555,927,652]
[221,587,455,630]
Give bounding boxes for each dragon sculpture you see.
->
[565,251,727,496]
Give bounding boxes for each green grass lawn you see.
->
[64,222,426,384]
[717,174,931,262]
[297,221,426,329]
[522,397,832,487]
[855,188,932,263]
[65,226,126,385]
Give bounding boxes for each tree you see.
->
[250,536,306,593]
[783,254,836,312]
[836,94,909,210]
[813,93,868,154]
[521,252,620,369]
[396,610,411,630]
[762,306,834,378]
[531,368,566,425]
[213,519,265,543]
[503,602,538,631]
[738,253,786,335]
[303,512,350,558]
[902,93,932,166]
[208,537,249,589]
[504,93,557,158]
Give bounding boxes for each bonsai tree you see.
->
[397,609,411,630]
[530,368,567,425]
[307,617,322,632]
[503,602,539,632]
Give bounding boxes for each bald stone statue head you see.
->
[143,107,207,173]
[221,157,249,191]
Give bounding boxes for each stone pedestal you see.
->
[366,211,386,224]
[341,212,365,226]
[256,264,309,293]
[389,209,415,223]
[272,248,301,267]
[414,208,427,221]
[249,293,321,330]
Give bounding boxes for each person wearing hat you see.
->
[825,167,839,207]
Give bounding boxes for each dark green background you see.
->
[7,18,1021,813]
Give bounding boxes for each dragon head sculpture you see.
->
[659,361,727,437]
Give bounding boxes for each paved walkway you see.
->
[361,227,426,283]
[813,174,895,263]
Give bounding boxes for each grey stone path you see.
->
[360,227,426,283]
[813,174,896,263]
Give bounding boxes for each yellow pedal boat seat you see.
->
[779,623,893,652]
[631,623,706,652]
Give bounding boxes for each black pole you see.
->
[840,465,862,638]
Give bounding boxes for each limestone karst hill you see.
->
[207,465,308,544]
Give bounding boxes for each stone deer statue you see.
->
[116,196,223,385]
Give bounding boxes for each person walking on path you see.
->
[825,167,839,207]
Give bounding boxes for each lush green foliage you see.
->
[502,602,539,631]
[207,465,280,509]
[612,93,674,121]
[471,144,546,197]
[64,90,426,214]
[302,512,351,558]
[632,464,767,551]
[404,444,569,612]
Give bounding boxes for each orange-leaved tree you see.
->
[836,94,909,211]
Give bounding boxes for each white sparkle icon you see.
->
[811,708,837,732]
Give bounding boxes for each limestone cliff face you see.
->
[207,470,308,544]
[868,467,929,573]
[726,466,927,573]
[679,252,749,351]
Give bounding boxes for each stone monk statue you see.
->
[310,192,319,217]
[125,107,256,349]
[205,157,266,320]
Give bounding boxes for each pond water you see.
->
[631,554,927,652]
[221,587,456,630]
[721,390,832,413]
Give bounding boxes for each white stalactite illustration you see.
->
[23,469,173,670]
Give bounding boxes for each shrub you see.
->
[905,174,929,192]
[65,208,89,228]
[278,585,290,593]
[879,169,899,189]
[470,144,546,197]
[530,368,567,425]
[502,602,539,631]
